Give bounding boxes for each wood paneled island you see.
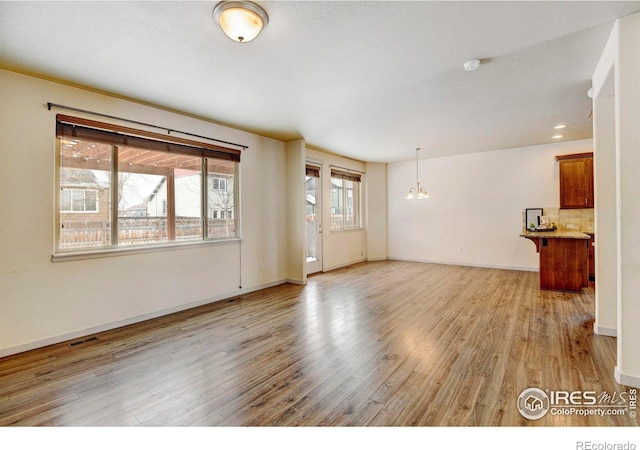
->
[521,231,590,292]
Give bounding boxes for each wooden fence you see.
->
[59,217,235,249]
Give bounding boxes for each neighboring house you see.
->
[59,168,111,249]
[122,202,148,217]
[145,171,234,219]
[145,178,168,217]
[59,168,110,223]
[59,168,236,247]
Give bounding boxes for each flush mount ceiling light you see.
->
[463,59,481,72]
[213,1,268,43]
[406,148,430,200]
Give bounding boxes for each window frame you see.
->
[330,170,362,231]
[54,115,242,260]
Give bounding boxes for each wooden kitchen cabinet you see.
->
[521,232,590,292]
[538,237,589,292]
[555,152,594,209]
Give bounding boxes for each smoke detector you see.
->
[463,59,481,72]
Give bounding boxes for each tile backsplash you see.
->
[522,207,594,232]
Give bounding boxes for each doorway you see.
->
[305,164,322,274]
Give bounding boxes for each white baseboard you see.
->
[0,279,288,360]
[323,258,366,273]
[615,366,640,389]
[286,278,307,285]
[594,323,617,337]
[366,257,388,262]
[387,256,538,272]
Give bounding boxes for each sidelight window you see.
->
[330,169,361,230]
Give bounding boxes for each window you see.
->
[56,114,241,253]
[211,177,227,191]
[210,210,234,220]
[61,188,98,213]
[207,167,235,238]
[330,169,361,230]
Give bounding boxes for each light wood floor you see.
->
[0,261,637,426]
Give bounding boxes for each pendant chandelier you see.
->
[405,148,430,200]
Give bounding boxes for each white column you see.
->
[593,94,617,337]
[286,139,307,284]
[615,13,640,388]
[364,162,388,261]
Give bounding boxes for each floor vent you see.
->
[68,336,98,347]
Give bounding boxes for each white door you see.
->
[305,166,322,274]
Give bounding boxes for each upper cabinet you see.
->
[555,152,594,209]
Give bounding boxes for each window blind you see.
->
[330,169,361,183]
[306,164,320,178]
[56,114,241,162]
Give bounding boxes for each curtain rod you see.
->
[47,102,248,150]
[330,164,366,174]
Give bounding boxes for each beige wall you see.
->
[0,70,288,357]
[306,148,366,272]
[0,70,375,357]
[387,139,593,271]
[593,12,640,388]
[286,140,306,284]
[364,162,388,261]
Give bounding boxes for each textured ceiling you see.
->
[2,1,640,163]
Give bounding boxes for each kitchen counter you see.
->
[520,230,590,239]
[521,231,589,292]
